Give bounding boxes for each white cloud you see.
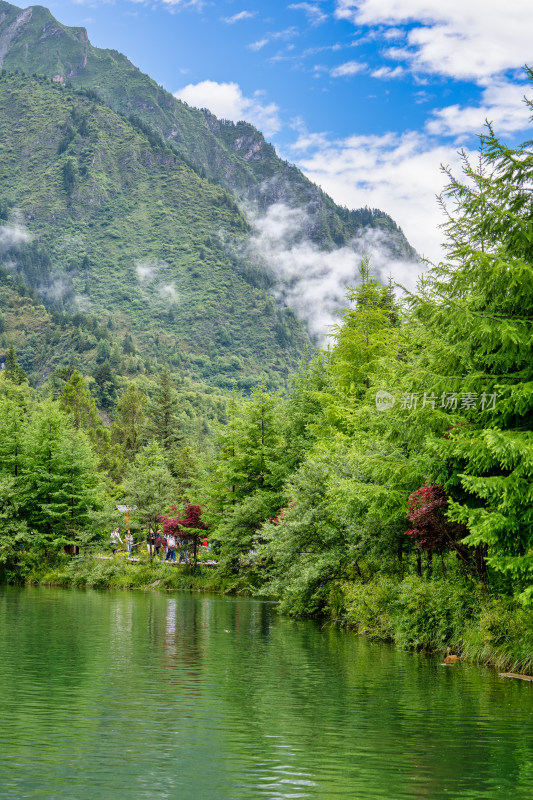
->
[248,38,269,51]
[0,220,32,250]
[159,0,206,9]
[158,283,179,304]
[330,60,366,77]
[174,80,281,137]
[427,79,531,137]
[334,0,533,81]
[245,202,419,339]
[135,260,162,281]
[271,27,299,40]
[381,27,405,41]
[289,3,328,25]
[224,10,256,24]
[371,65,404,80]
[288,128,472,264]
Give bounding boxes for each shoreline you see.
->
[10,554,533,676]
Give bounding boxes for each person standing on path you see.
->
[178,536,189,564]
[165,533,177,562]
[125,530,133,558]
[155,530,164,560]
[110,528,122,555]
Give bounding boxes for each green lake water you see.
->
[0,587,532,799]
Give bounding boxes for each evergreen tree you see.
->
[61,370,115,474]
[111,383,147,459]
[123,443,174,552]
[61,370,102,433]
[207,385,288,573]
[23,401,100,545]
[148,367,185,474]
[413,120,533,601]
[4,345,28,385]
[92,360,117,410]
[0,391,28,479]
[149,368,183,451]
[329,257,399,395]
[0,475,30,578]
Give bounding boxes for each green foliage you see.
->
[0,474,30,580]
[123,442,175,538]
[1,9,532,669]
[148,368,184,458]
[340,573,533,671]
[111,383,147,460]
[22,400,101,544]
[0,381,102,555]
[412,127,533,601]
[4,344,27,384]
[202,385,293,573]
[62,158,77,194]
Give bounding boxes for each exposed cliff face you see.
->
[0,5,32,67]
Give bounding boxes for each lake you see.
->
[0,586,532,799]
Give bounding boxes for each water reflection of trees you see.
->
[206,606,533,799]
[1,589,532,800]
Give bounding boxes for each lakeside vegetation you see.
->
[25,555,533,674]
[2,65,533,675]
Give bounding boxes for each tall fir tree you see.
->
[148,368,184,473]
[23,401,100,545]
[413,120,533,601]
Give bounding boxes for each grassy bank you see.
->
[330,575,533,675]
[26,553,232,594]
[21,555,533,675]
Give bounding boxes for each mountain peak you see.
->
[0,2,89,78]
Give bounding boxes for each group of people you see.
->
[153,530,190,563]
[109,528,190,563]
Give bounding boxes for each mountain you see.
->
[0,72,308,389]
[0,1,415,255]
[0,2,417,393]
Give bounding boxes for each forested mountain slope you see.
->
[0,72,309,388]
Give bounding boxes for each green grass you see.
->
[28,553,229,593]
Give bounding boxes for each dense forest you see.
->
[2,116,533,672]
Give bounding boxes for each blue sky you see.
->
[43,0,533,261]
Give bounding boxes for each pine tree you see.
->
[207,385,288,573]
[329,257,399,395]
[148,368,184,461]
[111,383,147,458]
[4,345,27,385]
[123,443,174,553]
[0,392,28,479]
[61,370,102,433]
[413,117,533,601]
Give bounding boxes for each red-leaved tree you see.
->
[158,504,207,568]
[406,484,469,572]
